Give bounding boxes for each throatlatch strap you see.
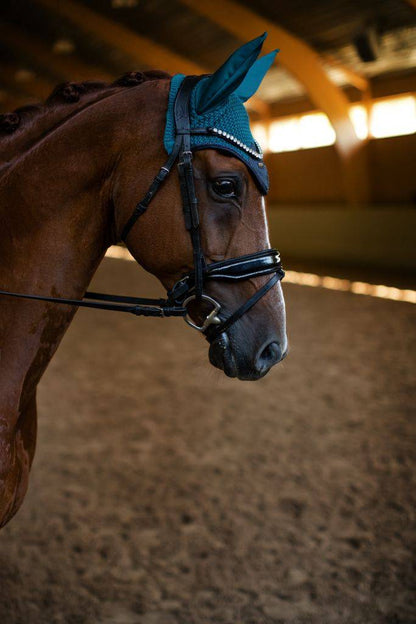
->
[120,141,181,242]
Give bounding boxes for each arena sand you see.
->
[0,257,415,624]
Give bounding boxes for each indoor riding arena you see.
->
[0,2,415,624]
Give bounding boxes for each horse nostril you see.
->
[256,341,282,373]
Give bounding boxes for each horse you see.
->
[0,34,287,527]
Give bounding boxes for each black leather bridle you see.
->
[0,76,284,342]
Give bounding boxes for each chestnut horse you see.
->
[0,50,286,528]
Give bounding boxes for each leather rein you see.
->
[0,76,285,342]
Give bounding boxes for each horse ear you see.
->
[194,32,267,114]
[234,49,279,102]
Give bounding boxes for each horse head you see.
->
[116,34,287,380]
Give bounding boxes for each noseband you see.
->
[0,76,284,342]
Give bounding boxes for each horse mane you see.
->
[0,70,171,168]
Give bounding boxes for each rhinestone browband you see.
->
[187,126,264,161]
[208,127,263,160]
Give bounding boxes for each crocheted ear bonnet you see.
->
[164,33,278,195]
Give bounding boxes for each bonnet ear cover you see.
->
[193,32,267,114]
[164,33,279,194]
[193,32,278,114]
[234,49,279,103]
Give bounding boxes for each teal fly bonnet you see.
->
[164,33,278,195]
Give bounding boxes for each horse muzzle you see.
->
[209,332,287,380]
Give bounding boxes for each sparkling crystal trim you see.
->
[208,127,263,160]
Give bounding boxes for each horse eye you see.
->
[212,179,237,198]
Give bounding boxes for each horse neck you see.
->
[0,87,123,168]
[0,92,136,406]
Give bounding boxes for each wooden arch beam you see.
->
[35,0,269,118]
[180,0,370,203]
[323,54,369,94]
[36,0,205,76]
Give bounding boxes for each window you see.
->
[369,95,416,138]
[269,118,301,152]
[268,113,335,152]
[349,104,368,140]
[251,122,269,153]
[252,94,416,153]
[298,113,336,148]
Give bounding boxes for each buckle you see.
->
[183,294,221,332]
[168,276,190,303]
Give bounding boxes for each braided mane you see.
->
[0,70,171,166]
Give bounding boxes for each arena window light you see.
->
[269,118,301,152]
[369,95,416,138]
[349,104,368,140]
[261,94,416,153]
[268,113,335,152]
[251,122,269,153]
[298,112,336,148]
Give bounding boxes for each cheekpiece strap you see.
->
[174,76,205,298]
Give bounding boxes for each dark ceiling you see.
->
[0,0,415,113]
[239,0,415,49]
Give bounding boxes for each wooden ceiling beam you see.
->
[35,0,205,76]
[179,0,360,155]
[0,22,113,84]
[323,54,369,94]
[180,0,370,204]
[35,0,269,118]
